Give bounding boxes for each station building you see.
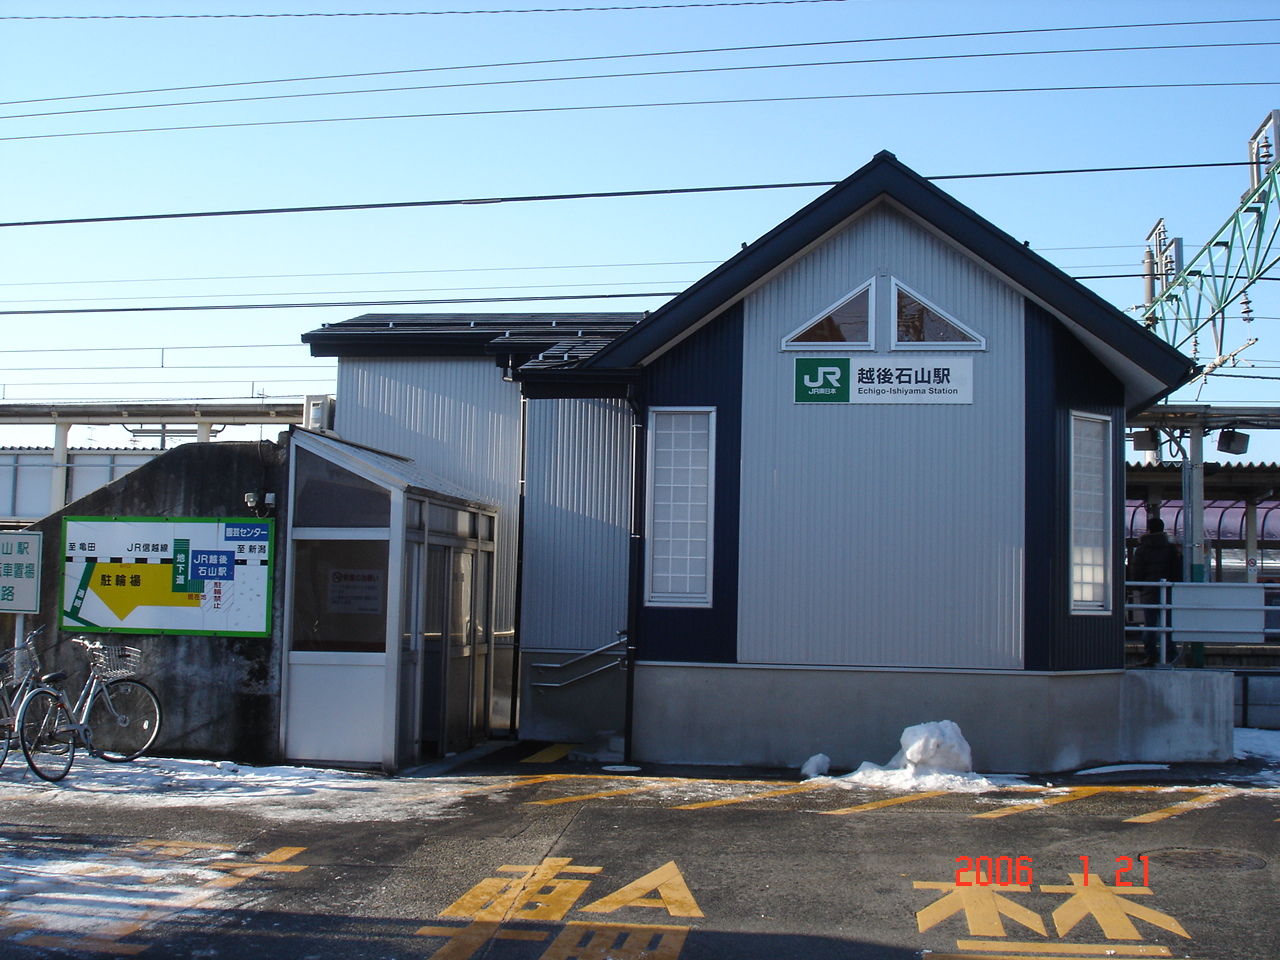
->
[290,152,1231,773]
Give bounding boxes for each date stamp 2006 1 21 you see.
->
[954,856,1151,887]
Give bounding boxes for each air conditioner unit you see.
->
[304,395,335,433]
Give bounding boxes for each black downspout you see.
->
[622,385,645,763]
[508,387,528,740]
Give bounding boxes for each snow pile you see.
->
[829,721,1027,793]
[800,753,830,779]
[883,720,972,773]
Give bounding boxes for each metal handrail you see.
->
[531,659,623,690]
[530,637,626,671]
[529,634,628,690]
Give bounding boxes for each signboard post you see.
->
[60,517,273,637]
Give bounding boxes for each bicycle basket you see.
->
[89,644,142,680]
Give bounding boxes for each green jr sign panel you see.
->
[794,358,851,402]
[794,357,974,404]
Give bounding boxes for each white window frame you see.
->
[780,279,876,351]
[891,278,986,350]
[645,407,716,608]
[1070,411,1113,614]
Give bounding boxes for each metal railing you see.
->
[1125,580,1280,663]
[529,634,628,690]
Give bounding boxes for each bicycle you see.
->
[17,636,162,782]
[0,626,46,769]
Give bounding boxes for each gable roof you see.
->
[576,151,1195,412]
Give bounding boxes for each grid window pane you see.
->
[1071,414,1111,611]
[647,409,715,606]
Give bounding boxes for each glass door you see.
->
[421,545,448,755]
[444,550,474,753]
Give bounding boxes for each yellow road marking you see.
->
[21,936,149,956]
[956,940,1172,955]
[257,846,307,863]
[521,743,578,763]
[417,924,550,941]
[673,780,830,810]
[821,790,948,815]
[528,782,672,805]
[450,774,570,795]
[1123,789,1233,823]
[970,786,1167,820]
[972,788,1107,819]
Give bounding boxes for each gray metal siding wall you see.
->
[737,203,1026,668]
[521,398,633,652]
[334,357,523,633]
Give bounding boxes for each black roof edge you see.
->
[516,368,639,400]
[581,151,1193,394]
[303,333,496,358]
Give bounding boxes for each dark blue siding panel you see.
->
[1024,302,1127,671]
[637,305,743,663]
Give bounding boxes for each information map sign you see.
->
[61,517,274,637]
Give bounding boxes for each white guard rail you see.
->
[1125,581,1280,657]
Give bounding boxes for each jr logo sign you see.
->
[794,358,850,402]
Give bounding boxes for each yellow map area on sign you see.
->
[90,564,203,620]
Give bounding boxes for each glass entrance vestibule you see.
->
[282,431,498,771]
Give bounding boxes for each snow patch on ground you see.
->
[831,765,1028,793]
[811,720,1034,793]
[1074,764,1171,776]
[1234,727,1280,762]
[0,755,466,823]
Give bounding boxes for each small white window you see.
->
[781,281,874,351]
[1071,412,1112,613]
[892,280,985,350]
[646,408,715,607]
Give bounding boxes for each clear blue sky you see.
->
[2,0,1278,457]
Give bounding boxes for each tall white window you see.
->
[646,408,715,607]
[1070,412,1112,612]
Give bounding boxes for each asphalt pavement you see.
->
[0,742,1276,960]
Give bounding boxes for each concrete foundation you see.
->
[632,662,1234,773]
[1119,668,1234,762]
[517,649,627,744]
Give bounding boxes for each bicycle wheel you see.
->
[0,701,12,769]
[18,689,76,782]
[86,679,161,761]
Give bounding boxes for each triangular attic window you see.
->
[894,283,983,347]
[784,285,870,348]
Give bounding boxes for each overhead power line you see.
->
[3,278,696,305]
[0,161,1256,230]
[3,252,1148,287]
[0,260,723,287]
[8,17,1276,108]
[0,292,685,316]
[8,80,1276,143]
[9,40,1275,121]
[0,0,853,19]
